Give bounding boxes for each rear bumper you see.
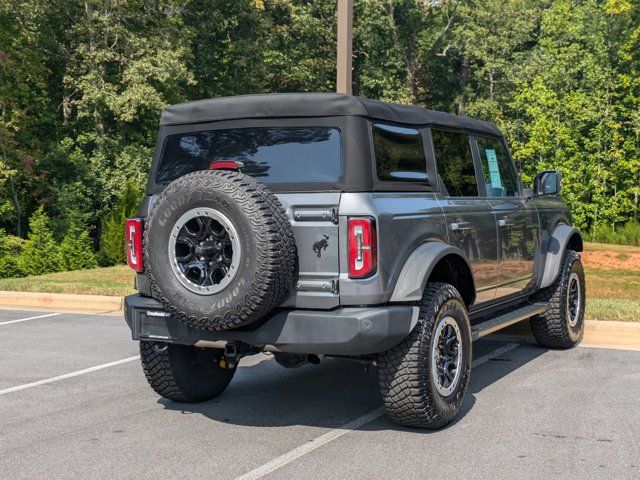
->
[124,294,419,355]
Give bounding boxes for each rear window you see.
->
[156,127,342,185]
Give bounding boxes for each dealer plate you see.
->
[139,312,180,341]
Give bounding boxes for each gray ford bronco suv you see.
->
[124,93,585,429]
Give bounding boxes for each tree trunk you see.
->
[405,48,419,102]
[1,141,21,237]
[6,176,21,237]
[84,1,94,50]
[489,70,495,100]
[119,120,127,144]
[458,56,470,115]
[386,2,418,102]
[382,1,418,102]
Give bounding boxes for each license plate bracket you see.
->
[139,312,181,341]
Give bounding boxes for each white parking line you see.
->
[0,356,140,396]
[0,312,60,326]
[233,342,520,480]
[234,407,387,480]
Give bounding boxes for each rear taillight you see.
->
[210,160,243,171]
[347,217,377,279]
[125,218,144,272]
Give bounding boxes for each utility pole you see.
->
[336,0,353,95]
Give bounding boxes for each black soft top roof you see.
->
[160,93,502,137]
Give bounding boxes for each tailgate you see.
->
[276,192,341,309]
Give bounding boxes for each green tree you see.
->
[17,206,62,275]
[454,0,543,118]
[0,228,23,278]
[354,0,460,106]
[98,183,141,266]
[59,211,98,271]
[0,0,192,242]
[0,0,52,237]
[0,0,638,246]
[509,0,639,231]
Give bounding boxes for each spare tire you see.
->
[144,169,296,331]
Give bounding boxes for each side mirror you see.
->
[534,170,561,196]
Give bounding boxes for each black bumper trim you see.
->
[124,294,418,355]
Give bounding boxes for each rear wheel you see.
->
[378,283,472,429]
[140,341,235,403]
[531,249,585,349]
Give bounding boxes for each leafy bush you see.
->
[17,207,62,275]
[59,212,98,271]
[0,229,23,278]
[98,183,142,266]
[586,221,640,247]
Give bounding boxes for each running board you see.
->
[471,303,547,341]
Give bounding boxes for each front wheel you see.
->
[140,341,235,402]
[377,283,472,429]
[531,249,586,349]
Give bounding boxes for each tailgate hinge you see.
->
[293,207,339,224]
[296,279,339,294]
[330,207,339,224]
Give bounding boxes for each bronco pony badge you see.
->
[313,234,330,258]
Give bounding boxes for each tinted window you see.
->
[373,124,428,183]
[476,137,518,197]
[156,127,342,185]
[432,130,478,196]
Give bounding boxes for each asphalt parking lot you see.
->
[1,309,639,480]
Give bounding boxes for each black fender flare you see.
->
[539,224,583,289]
[389,242,474,303]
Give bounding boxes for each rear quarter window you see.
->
[373,124,429,183]
[156,127,342,185]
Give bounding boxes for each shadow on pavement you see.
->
[159,341,547,432]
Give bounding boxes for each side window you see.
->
[476,137,518,197]
[373,124,429,183]
[432,129,478,196]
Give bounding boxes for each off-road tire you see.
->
[144,169,296,331]
[378,283,472,429]
[531,249,585,349]
[140,341,235,402]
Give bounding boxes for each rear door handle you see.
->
[498,218,514,228]
[450,221,471,232]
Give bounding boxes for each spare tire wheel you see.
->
[144,169,296,331]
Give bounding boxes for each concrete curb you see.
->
[0,291,638,350]
[0,291,123,315]
[489,320,640,352]
[581,320,640,351]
